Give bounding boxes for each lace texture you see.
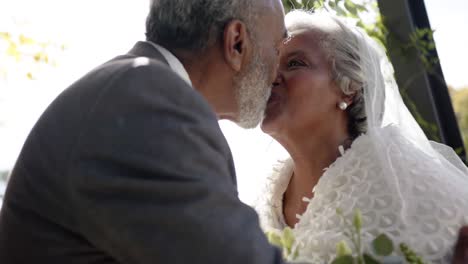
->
[255,126,468,264]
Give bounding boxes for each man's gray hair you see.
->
[146,0,256,52]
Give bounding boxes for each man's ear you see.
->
[222,20,250,72]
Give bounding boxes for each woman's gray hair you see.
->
[285,10,367,138]
[146,0,256,52]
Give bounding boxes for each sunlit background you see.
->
[1,0,467,205]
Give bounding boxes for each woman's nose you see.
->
[272,72,283,87]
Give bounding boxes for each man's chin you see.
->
[236,110,264,129]
[236,117,261,129]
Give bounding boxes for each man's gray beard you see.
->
[235,52,271,129]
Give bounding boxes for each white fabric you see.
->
[255,130,468,263]
[254,14,468,264]
[145,41,193,87]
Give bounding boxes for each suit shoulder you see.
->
[95,56,216,120]
[108,56,195,94]
[105,56,178,80]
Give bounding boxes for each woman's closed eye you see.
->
[286,59,307,69]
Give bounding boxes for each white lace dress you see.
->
[255,126,468,263]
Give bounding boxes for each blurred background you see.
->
[1,0,467,206]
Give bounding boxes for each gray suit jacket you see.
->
[0,42,284,264]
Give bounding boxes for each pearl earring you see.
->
[338,102,348,110]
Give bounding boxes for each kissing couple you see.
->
[1,0,468,263]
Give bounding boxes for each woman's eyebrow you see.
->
[285,50,308,60]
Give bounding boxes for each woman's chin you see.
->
[261,100,284,133]
[261,113,279,134]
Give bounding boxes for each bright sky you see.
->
[0,0,467,204]
[424,0,468,89]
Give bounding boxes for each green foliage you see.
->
[265,208,427,263]
[408,28,439,71]
[363,253,380,264]
[282,0,387,48]
[401,90,441,142]
[332,255,355,264]
[400,244,425,264]
[450,87,468,153]
[282,0,321,11]
[336,240,353,257]
[372,234,393,256]
[265,227,299,260]
[353,208,363,232]
[333,208,425,264]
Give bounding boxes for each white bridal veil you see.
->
[354,9,468,216]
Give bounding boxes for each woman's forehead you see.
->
[282,29,325,53]
[285,12,340,33]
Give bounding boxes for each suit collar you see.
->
[128,41,192,87]
[128,41,169,65]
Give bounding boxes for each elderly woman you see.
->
[255,10,468,263]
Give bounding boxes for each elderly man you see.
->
[0,0,287,263]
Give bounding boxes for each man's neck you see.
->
[147,42,193,86]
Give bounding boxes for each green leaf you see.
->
[313,0,324,10]
[281,227,295,249]
[266,231,283,248]
[336,240,353,257]
[336,208,344,215]
[353,209,362,231]
[356,20,366,29]
[331,255,354,264]
[363,253,380,264]
[400,243,425,264]
[416,28,426,38]
[372,233,394,256]
[282,0,302,11]
[427,42,436,50]
[344,0,358,15]
[355,3,368,12]
[335,5,347,16]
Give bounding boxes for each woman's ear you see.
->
[343,93,355,107]
[222,20,250,72]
